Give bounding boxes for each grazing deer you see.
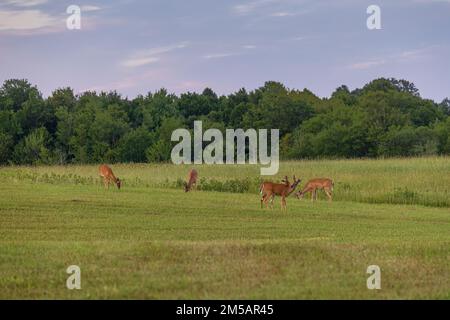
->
[295,178,334,202]
[99,164,121,190]
[184,169,198,192]
[260,175,302,210]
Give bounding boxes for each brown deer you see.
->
[295,178,334,202]
[260,175,302,210]
[99,164,121,190]
[184,169,198,192]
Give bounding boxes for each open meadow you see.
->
[0,157,449,299]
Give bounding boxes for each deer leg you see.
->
[261,193,266,208]
[281,195,286,211]
[269,195,274,209]
[263,192,271,208]
[325,188,332,202]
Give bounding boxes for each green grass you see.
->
[0,158,450,299]
[1,156,449,206]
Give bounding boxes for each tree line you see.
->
[0,78,449,165]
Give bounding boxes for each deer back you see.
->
[305,178,333,189]
[187,169,198,185]
[261,181,291,196]
[99,165,116,180]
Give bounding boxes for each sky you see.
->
[0,0,449,101]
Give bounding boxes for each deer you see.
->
[262,175,294,206]
[184,168,198,192]
[295,178,334,202]
[260,175,302,210]
[99,164,121,190]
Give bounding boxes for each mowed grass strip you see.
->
[0,182,449,299]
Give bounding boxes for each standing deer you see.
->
[295,178,334,202]
[184,169,198,192]
[99,164,121,190]
[260,175,302,210]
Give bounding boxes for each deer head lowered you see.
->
[184,168,198,192]
[295,178,334,202]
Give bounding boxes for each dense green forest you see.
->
[0,78,449,165]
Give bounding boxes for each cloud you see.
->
[0,3,111,35]
[399,49,426,59]
[0,9,61,32]
[203,53,238,59]
[349,47,434,70]
[414,0,450,4]
[350,59,386,70]
[122,56,160,68]
[270,11,296,17]
[136,42,189,57]
[0,6,101,34]
[233,0,309,18]
[81,5,101,12]
[3,0,48,7]
[121,42,189,68]
[204,44,261,60]
[232,0,277,15]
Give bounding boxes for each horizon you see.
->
[5,76,446,103]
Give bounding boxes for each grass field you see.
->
[0,157,449,299]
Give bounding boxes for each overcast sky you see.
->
[0,0,449,101]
